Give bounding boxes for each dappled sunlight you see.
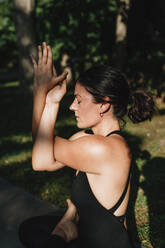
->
[1,150,31,166]
[0,133,32,166]
[0,134,32,144]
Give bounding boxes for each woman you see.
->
[19,42,154,248]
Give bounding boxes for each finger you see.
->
[38,45,42,65]
[61,79,67,92]
[66,199,70,207]
[52,71,68,86]
[42,42,48,64]
[30,54,37,70]
[47,45,53,67]
[52,64,57,77]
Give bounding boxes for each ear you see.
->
[100,96,111,114]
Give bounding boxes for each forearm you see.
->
[32,88,47,142]
[32,102,60,171]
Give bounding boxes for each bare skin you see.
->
[51,199,78,242]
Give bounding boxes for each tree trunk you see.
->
[115,0,130,71]
[12,0,37,93]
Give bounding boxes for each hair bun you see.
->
[128,89,155,123]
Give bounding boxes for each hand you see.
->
[46,78,67,104]
[31,42,68,94]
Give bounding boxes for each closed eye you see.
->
[75,96,81,104]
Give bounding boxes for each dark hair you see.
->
[77,64,155,123]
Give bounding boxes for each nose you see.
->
[69,98,77,111]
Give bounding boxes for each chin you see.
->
[76,121,93,129]
[77,123,86,129]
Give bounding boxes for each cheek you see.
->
[82,103,100,120]
[77,104,100,128]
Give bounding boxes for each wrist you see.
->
[46,98,62,105]
[33,84,48,96]
[44,102,60,122]
[45,101,60,108]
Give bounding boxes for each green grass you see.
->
[0,82,165,248]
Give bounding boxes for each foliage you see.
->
[0,0,18,71]
[127,0,165,96]
[35,0,117,73]
[0,0,165,93]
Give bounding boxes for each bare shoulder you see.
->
[105,134,131,167]
[54,133,131,173]
[69,129,91,141]
[74,134,131,171]
[70,134,121,162]
[76,133,130,154]
[69,134,106,156]
[54,134,110,173]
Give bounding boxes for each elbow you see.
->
[32,146,53,171]
[32,160,53,171]
[32,152,49,171]
[32,158,45,171]
[32,156,56,172]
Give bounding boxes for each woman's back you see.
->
[71,131,132,248]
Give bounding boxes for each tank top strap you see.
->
[109,166,132,214]
[85,129,122,137]
[106,130,122,137]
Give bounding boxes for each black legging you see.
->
[19,214,79,248]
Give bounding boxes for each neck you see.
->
[91,116,120,136]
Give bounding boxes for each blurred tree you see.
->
[35,0,117,77]
[12,0,37,92]
[127,0,165,97]
[1,0,164,96]
[114,0,130,70]
[0,0,18,81]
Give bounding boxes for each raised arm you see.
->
[32,42,67,141]
[32,47,129,174]
[31,44,92,172]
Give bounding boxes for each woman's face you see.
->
[69,82,101,129]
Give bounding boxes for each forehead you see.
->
[74,82,91,98]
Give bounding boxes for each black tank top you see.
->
[71,130,132,248]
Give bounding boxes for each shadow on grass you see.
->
[157,108,165,115]
[0,138,32,157]
[141,156,165,248]
[123,131,165,248]
[0,88,32,137]
[123,131,142,247]
[0,156,75,207]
